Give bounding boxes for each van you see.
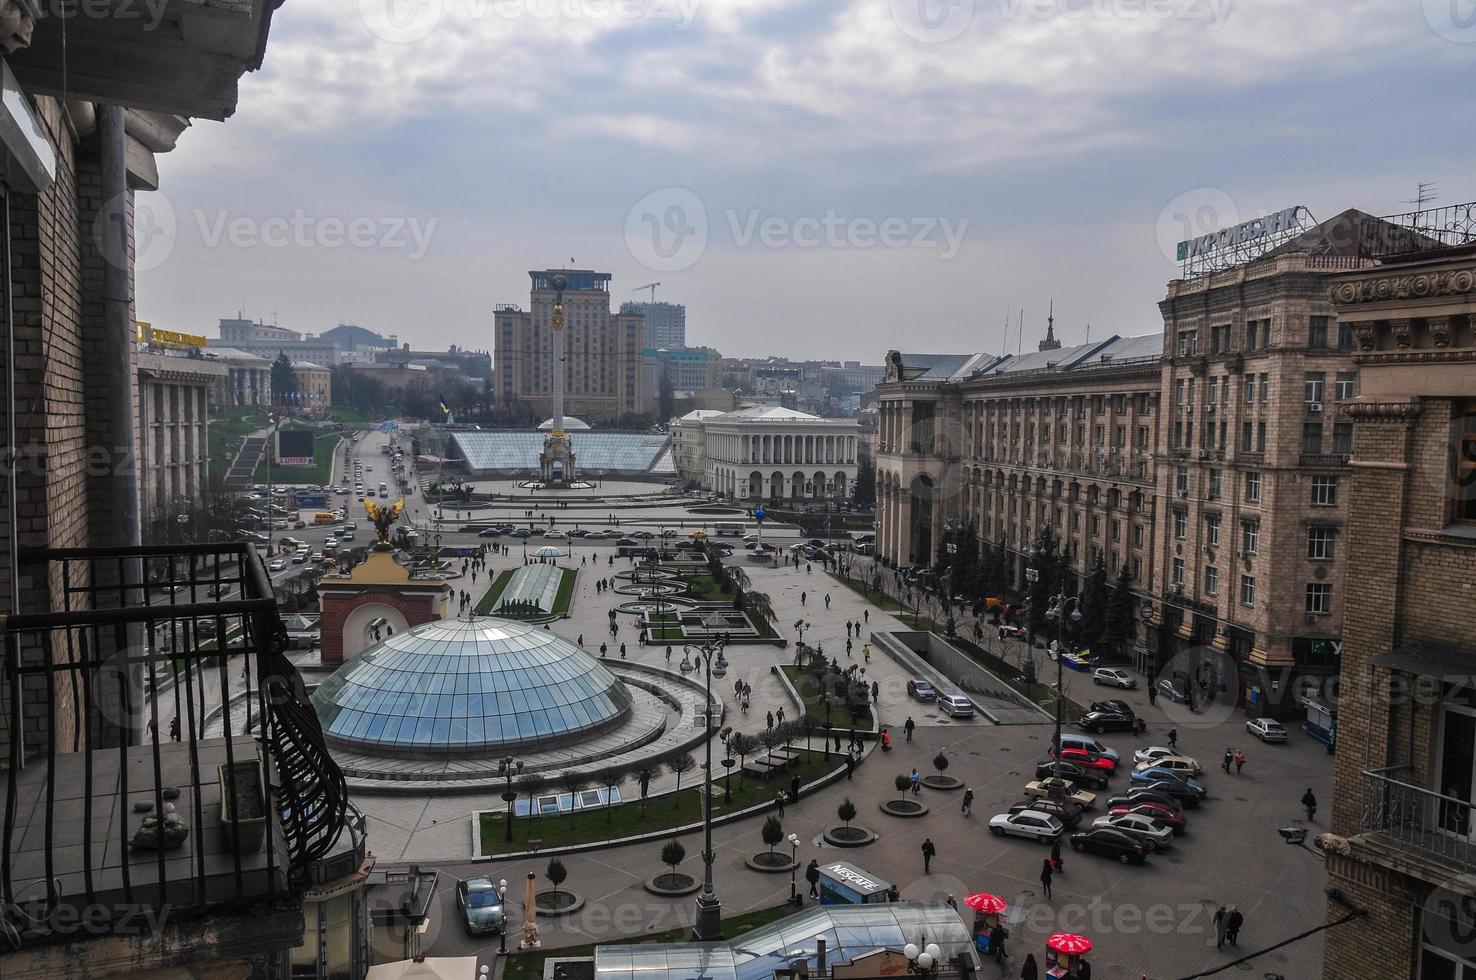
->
[314,512,338,526]
[1059,733,1120,763]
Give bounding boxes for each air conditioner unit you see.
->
[1203,545,1214,554]
[1199,451,1213,461]
[1206,404,1215,414]
[1176,490,1188,499]
[1309,402,1324,413]
[1305,613,1318,624]
[1183,404,1193,414]
[1341,454,1352,463]
[1237,550,1247,559]
[1170,584,1183,595]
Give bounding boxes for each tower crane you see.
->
[633,282,661,303]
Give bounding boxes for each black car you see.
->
[1008,798,1084,827]
[1089,699,1135,717]
[615,537,638,546]
[1134,777,1205,808]
[1069,827,1149,864]
[1077,710,1146,734]
[478,528,503,538]
[1033,759,1108,790]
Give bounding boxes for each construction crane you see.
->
[633,282,661,303]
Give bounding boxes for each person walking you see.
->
[1213,905,1228,949]
[767,710,775,730]
[578,633,584,648]
[776,706,785,724]
[1167,727,1178,749]
[909,768,921,795]
[790,773,801,804]
[1234,748,1246,774]
[824,593,831,609]
[800,591,806,606]
[845,753,855,780]
[921,837,936,874]
[1147,683,1157,706]
[806,859,820,898]
[1020,953,1039,980]
[1226,906,1244,945]
[1050,839,1063,874]
[845,638,853,658]
[1223,747,1234,774]
[600,642,608,659]
[775,790,786,816]
[863,644,871,663]
[1302,788,1318,821]
[904,716,916,743]
[665,645,672,663]
[1039,858,1053,899]
[961,787,974,816]
[945,894,958,912]
[989,923,1007,963]
[846,621,853,638]
[620,643,627,659]
[168,716,180,742]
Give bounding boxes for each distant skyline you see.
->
[137,0,1474,362]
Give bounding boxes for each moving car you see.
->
[1246,717,1288,743]
[1156,678,1190,704]
[1008,797,1083,827]
[1132,754,1201,778]
[267,558,287,572]
[1024,777,1095,809]
[479,528,503,538]
[1034,759,1108,790]
[936,694,975,718]
[1069,827,1150,864]
[906,679,937,702]
[545,530,567,540]
[456,875,506,936]
[1077,709,1145,734]
[291,551,309,564]
[1092,812,1175,849]
[1092,667,1137,689]
[206,583,232,598]
[988,810,1064,843]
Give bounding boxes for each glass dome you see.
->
[312,617,634,756]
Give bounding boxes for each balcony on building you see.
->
[0,543,352,976]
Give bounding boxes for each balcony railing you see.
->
[1360,201,1476,260]
[1361,766,1476,873]
[0,543,347,950]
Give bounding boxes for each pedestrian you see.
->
[1213,905,1227,949]
[1167,727,1178,749]
[1226,906,1243,945]
[921,837,936,873]
[871,680,879,703]
[665,645,672,663]
[1223,747,1234,773]
[600,643,607,658]
[767,710,775,730]
[806,859,820,898]
[904,716,915,742]
[863,609,869,622]
[1078,958,1092,980]
[1050,839,1063,873]
[863,644,871,663]
[945,894,958,912]
[1302,788,1318,821]
[846,638,853,657]
[168,716,180,742]
[578,634,584,647]
[824,593,831,609]
[1020,953,1039,980]
[1235,748,1246,774]
[961,787,974,816]
[776,706,785,724]
[834,732,843,753]
[775,790,786,816]
[791,773,801,804]
[620,643,627,659]
[1039,858,1053,899]
[846,621,853,638]
[910,768,921,795]
[845,753,855,780]
[800,591,806,606]
[989,923,1006,963]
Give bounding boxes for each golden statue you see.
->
[363,498,405,545]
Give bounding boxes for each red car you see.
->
[1109,802,1185,830]
[1051,747,1118,773]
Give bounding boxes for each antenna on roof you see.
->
[1085,315,1091,345]
[1017,309,1024,355]
[1405,182,1438,214]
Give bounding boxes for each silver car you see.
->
[456,875,505,936]
[937,694,975,718]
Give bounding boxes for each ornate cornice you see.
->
[1354,348,1476,366]
[1340,400,1424,423]
[1328,267,1476,306]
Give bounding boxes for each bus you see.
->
[314,511,338,525]
[715,522,744,537]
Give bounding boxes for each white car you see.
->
[989,810,1064,842]
[1093,667,1137,689]
[1246,717,1288,743]
[1092,812,1174,849]
[660,529,679,538]
[743,533,760,542]
[1133,745,1184,766]
[324,537,338,548]
[545,530,567,540]
[267,559,287,572]
[1132,754,1201,778]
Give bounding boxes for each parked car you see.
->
[1024,778,1096,809]
[456,875,506,936]
[1051,746,1118,774]
[1132,754,1201,778]
[1008,797,1083,827]
[1133,745,1186,766]
[1129,776,1206,808]
[1077,710,1146,734]
[1059,733,1120,763]
[1092,812,1175,849]
[614,536,638,546]
[545,530,567,540]
[1034,759,1108,790]
[1106,788,1185,815]
[1107,802,1187,831]
[989,810,1064,843]
[1089,699,1135,716]
[1092,667,1137,689]
[1069,827,1150,864]
[906,679,937,702]
[1246,717,1288,743]
[936,694,975,718]
[1156,678,1190,704]
[512,529,534,539]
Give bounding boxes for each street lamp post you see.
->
[787,833,801,906]
[688,627,727,941]
[1045,594,1082,777]
[496,879,509,955]
[498,757,524,842]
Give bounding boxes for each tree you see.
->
[1103,561,1138,657]
[852,454,876,508]
[634,764,664,818]
[270,351,294,408]
[1026,528,1061,642]
[667,754,697,808]
[661,838,686,877]
[1078,555,1110,651]
[545,857,568,900]
[558,770,589,828]
[933,751,949,778]
[729,733,758,786]
[518,772,546,834]
[837,797,857,829]
[599,767,628,829]
[894,773,911,803]
[744,591,776,629]
[761,814,784,856]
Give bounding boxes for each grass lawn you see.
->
[677,572,735,602]
[477,748,839,857]
[250,432,342,486]
[326,405,374,425]
[780,664,874,730]
[502,903,793,980]
[474,569,516,614]
[475,568,576,619]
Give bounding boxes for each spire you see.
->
[1039,299,1062,352]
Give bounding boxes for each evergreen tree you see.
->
[1078,555,1109,651]
[1103,561,1138,657]
[1026,528,1060,641]
[852,455,876,508]
[270,351,294,408]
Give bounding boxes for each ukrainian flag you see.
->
[438,395,451,416]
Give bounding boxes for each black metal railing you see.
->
[0,542,346,950]
[1361,201,1476,260]
[1362,765,1476,873]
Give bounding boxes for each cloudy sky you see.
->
[136,0,1474,361]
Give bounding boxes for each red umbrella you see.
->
[1048,933,1093,955]
[963,893,1008,915]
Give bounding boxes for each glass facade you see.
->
[312,618,633,755]
[450,431,675,473]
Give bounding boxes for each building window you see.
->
[1240,574,1256,607]
[1308,526,1335,560]
[1304,372,1325,404]
[1209,469,1222,499]
[1178,331,1198,357]
[1172,557,1185,587]
[1308,316,1329,348]
[1246,471,1261,503]
[1457,403,1476,523]
[1260,374,1270,402]
[1206,514,1221,547]
[1134,524,1145,547]
[1241,520,1259,555]
[1257,422,1267,452]
[1335,372,1356,400]
[1240,420,1252,450]
[1211,324,1232,354]
[1302,422,1323,454]
[1311,476,1338,506]
[1244,377,1256,404]
[1205,566,1219,596]
[1111,519,1121,542]
[1133,557,1142,580]
[1174,511,1187,539]
[1332,423,1354,455]
[1305,583,1332,614]
[1338,322,1356,349]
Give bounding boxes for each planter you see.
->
[534,890,585,916]
[822,826,878,848]
[645,872,701,896]
[218,760,267,853]
[921,775,964,791]
[745,852,798,873]
[879,799,930,818]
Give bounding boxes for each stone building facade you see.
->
[495,269,646,423]
[675,405,861,502]
[1319,236,1476,980]
[138,350,227,522]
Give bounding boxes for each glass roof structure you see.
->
[312,617,634,756]
[592,902,979,980]
[449,431,674,474]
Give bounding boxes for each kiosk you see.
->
[817,862,892,906]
